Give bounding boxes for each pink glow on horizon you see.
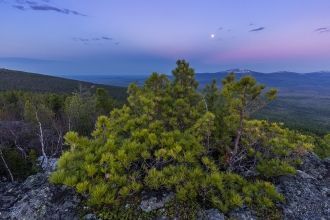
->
[210,37,330,63]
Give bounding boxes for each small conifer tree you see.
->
[51,61,313,215]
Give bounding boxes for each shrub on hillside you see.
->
[50,60,313,216]
[314,134,330,159]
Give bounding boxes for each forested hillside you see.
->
[0,68,127,100]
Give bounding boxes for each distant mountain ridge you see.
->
[67,69,330,97]
[1,68,329,134]
[3,67,329,98]
[195,70,330,97]
[65,69,330,134]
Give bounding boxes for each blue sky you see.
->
[1,0,330,75]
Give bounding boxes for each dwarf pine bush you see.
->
[50,60,313,215]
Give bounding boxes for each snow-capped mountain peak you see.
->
[226,68,252,74]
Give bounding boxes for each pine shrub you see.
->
[50,60,313,216]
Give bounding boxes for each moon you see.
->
[211,34,215,38]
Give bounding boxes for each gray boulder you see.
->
[198,209,225,220]
[278,153,330,220]
[228,207,257,220]
[0,173,81,220]
[140,192,174,212]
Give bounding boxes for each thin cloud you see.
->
[250,27,265,32]
[102,36,113,41]
[70,10,86,16]
[73,36,118,45]
[12,5,25,10]
[73,38,89,42]
[9,0,86,16]
[315,27,330,34]
[29,5,86,16]
[25,0,37,5]
[315,27,328,32]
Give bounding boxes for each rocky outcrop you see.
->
[0,173,81,220]
[277,153,330,220]
[226,153,330,220]
[0,153,328,220]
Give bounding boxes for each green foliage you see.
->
[220,73,277,156]
[0,91,25,120]
[314,134,330,158]
[97,206,157,220]
[163,200,201,220]
[0,149,38,180]
[95,88,115,115]
[203,75,313,177]
[51,60,313,216]
[24,97,55,126]
[203,79,219,113]
[0,87,118,180]
[257,159,295,177]
[46,94,65,116]
[28,149,39,173]
[49,169,66,184]
[64,93,97,135]
[203,74,278,160]
[242,120,314,177]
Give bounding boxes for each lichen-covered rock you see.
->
[198,209,225,220]
[0,173,81,220]
[278,153,330,220]
[83,213,100,220]
[228,207,257,220]
[37,156,58,173]
[140,192,174,212]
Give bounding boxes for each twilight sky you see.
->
[1,0,330,75]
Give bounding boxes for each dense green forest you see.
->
[0,61,329,219]
[255,96,330,135]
